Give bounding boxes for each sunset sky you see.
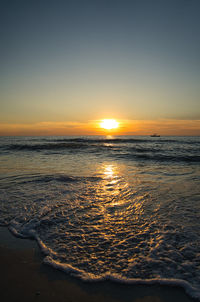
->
[1,0,200,135]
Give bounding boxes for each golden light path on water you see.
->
[87,162,149,254]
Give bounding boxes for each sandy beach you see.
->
[0,227,196,302]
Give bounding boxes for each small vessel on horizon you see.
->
[151,133,160,137]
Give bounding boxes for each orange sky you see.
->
[0,119,199,136]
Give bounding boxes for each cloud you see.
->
[117,119,200,135]
[0,121,91,136]
[0,119,199,136]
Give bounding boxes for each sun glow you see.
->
[100,119,119,130]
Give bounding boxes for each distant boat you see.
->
[151,134,160,137]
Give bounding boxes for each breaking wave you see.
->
[1,136,199,163]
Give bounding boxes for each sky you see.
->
[0,0,200,135]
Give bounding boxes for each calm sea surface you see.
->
[0,136,200,298]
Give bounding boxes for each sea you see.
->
[0,135,200,299]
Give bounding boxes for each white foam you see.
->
[8,215,200,301]
[36,235,57,257]
[44,256,87,277]
[9,219,39,238]
[43,255,200,300]
[9,219,57,257]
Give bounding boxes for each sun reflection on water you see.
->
[103,164,115,178]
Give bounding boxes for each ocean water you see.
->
[0,136,200,298]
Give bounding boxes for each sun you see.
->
[100,119,119,130]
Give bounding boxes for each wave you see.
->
[1,139,148,152]
[119,153,200,163]
[8,219,200,300]
[1,137,200,165]
[52,138,153,143]
[0,173,102,189]
[2,148,200,164]
[50,137,200,144]
[6,142,90,151]
[44,256,200,300]
[2,137,200,151]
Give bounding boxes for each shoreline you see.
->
[0,226,198,302]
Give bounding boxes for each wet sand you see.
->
[0,227,197,302]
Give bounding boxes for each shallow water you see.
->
[0,136,200,299]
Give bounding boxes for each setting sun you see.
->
[100,119,119,130]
